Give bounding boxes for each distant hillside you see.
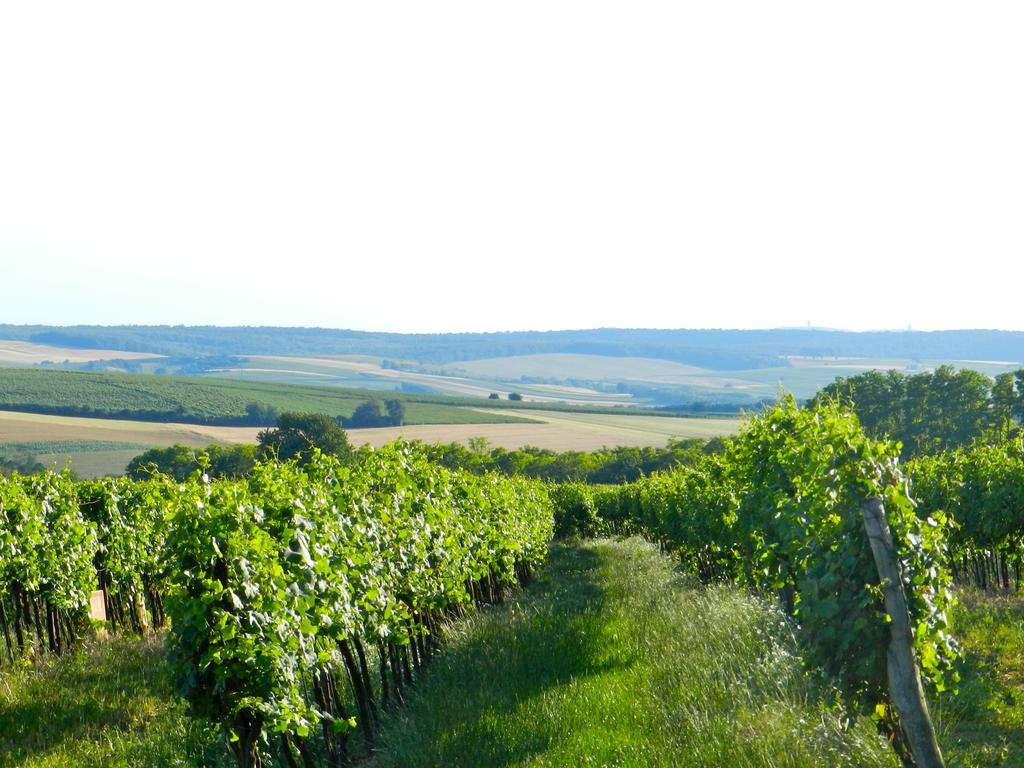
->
[2,325,1023,370]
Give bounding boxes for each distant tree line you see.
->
[420,436,727,484]
[122,408,727,485]
[809,365,1024,456]
[7,324,1024,368]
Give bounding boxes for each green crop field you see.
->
[0,368,534,426]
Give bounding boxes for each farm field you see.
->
[0,340,160,366]
[431,352,1024,401]
[346,410,740,452]
[227,355,633,405]
[441,352,712,380]
[0,407,729,476]
[0,368,535,426]
[6,338,1022,412]
[0,410,262,477]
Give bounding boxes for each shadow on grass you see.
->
[370,543,627,768]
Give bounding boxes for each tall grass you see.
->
[368,538,896,768]
[0,633,224,768]
[935,589,1024,767]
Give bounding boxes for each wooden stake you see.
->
[861,497,945,768]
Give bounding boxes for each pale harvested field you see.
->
[34,449,148,478]
[244,355,633,406]
[0,410,261,446]
[0,408,740,475]
[441,353,711,380]
[0,410,261,476]
[250,355,504,398]
[0,340,161,365]
[348,409,740,452]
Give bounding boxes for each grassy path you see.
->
[368,538,896,768]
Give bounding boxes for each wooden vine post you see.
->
[861,497,945,768]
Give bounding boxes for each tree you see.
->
[208,444,258,477]
[812,366,1003,456]
[467,436,491,456]
[385,399,406,426]
[992,371,1024,429]
[488,393,500,400]
[257,412,352,464]
[245,402,281,426]
[344,400,388,428]
[126,445,200,481]
[126,444,258,480]
[508,392,524,401]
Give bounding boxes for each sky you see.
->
[1,2,1022,334]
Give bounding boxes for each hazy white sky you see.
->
[1,2,1021,333]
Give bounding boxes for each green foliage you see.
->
[909,436,1024,592]
[245,402,281,426]
[550,398,959,725]
[812,365,1019,456]
[126,444,257,481]
[167,477,318,759]
[724,398,957,710]
[0,471,97,657]
[385,398,405,426]
[256,412,352,465]
[548,483,602,538]
[77,476,175,632]
[0,453,46,477]
[163,444,553,764]
[422,437,717,484]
